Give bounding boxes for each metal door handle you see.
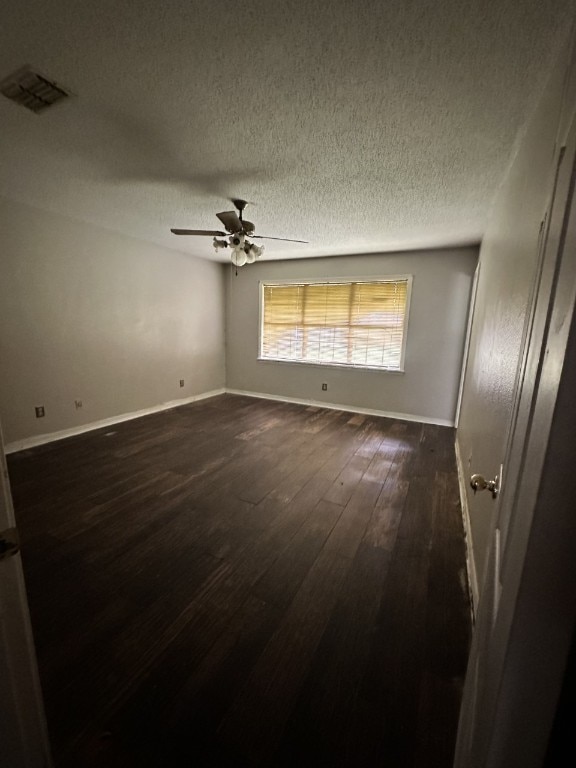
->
[470,473,499,499]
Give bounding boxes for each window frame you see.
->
[258,275,413,373]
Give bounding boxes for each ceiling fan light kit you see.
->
[171,198,306,268]
[216,233,265,266]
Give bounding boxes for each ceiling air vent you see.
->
[0,66,71,113]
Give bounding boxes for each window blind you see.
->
[260,278,409,370]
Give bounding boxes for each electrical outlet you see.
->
[179,379,185,388]
[322,383,328,391]
[35,406,45,418]
[75,400,82,409]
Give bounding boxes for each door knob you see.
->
[470,473,499,499]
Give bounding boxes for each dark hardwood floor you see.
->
[8,394,472,767]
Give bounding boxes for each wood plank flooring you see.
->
[8,394,472,767]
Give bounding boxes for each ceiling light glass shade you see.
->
[213,237,228,251]
[251,243,264,259]
[226,237,263,267]
[231,249,247,267]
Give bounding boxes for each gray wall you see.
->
[0,197,226,446]
[226,248,478,425]
[456,38,574,593]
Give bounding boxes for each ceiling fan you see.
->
[171,198,308,267]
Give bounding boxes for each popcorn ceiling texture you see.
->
[0,0,573,262]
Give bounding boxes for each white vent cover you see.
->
[0,67,70,113]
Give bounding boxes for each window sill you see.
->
[257,357,405,374]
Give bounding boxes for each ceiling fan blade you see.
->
[171,229,227,236]
[252,235,309,243]
[216,210,243,232]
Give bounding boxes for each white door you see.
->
[454,96,576,767]
[0,421,53,767]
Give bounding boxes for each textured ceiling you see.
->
[0,0,573,263]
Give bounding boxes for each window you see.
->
[260,277,411,371]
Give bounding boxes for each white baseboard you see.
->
[226,388,454,427]
[4,388,226,454]
[4,386,454,455]
[455,435,479,618]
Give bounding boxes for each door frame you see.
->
[0,420,53,767]
[454,69,576,767]
[454,260,480,431]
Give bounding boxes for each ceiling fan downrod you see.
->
[231,198,247,225]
